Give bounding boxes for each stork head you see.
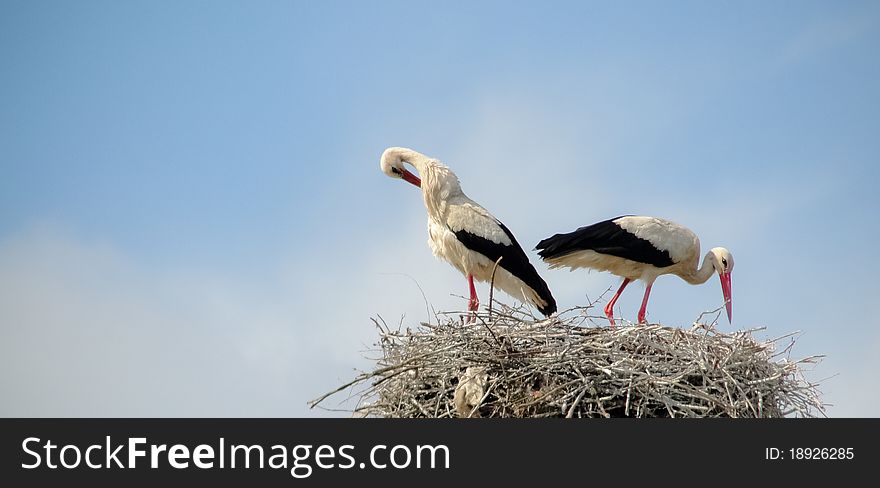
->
[380,147,421,188]
[709,247,734,323]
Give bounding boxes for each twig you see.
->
[487,256,504,320]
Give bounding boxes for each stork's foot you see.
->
[603,303,616,328]
[466,297,479,323]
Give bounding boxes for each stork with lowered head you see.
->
[536,215,733,325]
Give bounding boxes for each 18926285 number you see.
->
[789,448,854,460]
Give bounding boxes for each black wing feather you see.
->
[452,221,557,316]
[535,216,675,268]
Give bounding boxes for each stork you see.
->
[536,216,733,325]
[380,147,557,318]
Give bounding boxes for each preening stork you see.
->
[380,147,557,318]
[536,216,733,325]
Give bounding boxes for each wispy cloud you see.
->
[0,224,374,416]
[779,5,879,66]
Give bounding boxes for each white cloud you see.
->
[0,224,369,416]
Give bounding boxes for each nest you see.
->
[311,302,825,418]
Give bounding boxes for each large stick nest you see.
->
[311,302,824,418]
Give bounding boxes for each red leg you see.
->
[637,282,653,324]
[467,274,479,313]
[604,278,631,326]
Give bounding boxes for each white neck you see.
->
[395,148,431,174]
[682,251,716,285]
[398,152,462,219]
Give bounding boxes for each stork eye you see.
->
[721,258,728,268]
[391,167,402,175]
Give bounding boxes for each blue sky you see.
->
[1,0,878,416]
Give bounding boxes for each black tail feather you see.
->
[453,222,557,317]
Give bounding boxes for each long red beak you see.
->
[401,169,421,188]
[719,272,732,323]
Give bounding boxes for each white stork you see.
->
[380,147,557,318]
[536,216,733,325]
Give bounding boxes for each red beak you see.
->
[401,169,421,188]
[719,272,732,323]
